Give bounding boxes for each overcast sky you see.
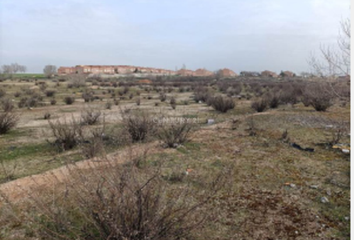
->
[0,0,350,73]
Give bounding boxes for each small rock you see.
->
[344,216,350,221]
[295,231,299,235]
[310,185,319,189]
[290,183,296,188]
[198,100,202,104]
[321,197,329,203]
[172,143,179,148]
[326,190,332,196]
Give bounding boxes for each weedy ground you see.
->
[0,76,350,239]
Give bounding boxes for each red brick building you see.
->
[261,70,278,78]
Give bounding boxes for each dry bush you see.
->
[278,83,302,105]
[209,96,235,113]
[67,74,86,88]
[251,98,268,112]
[0,89,6,98]
[50,99,57,105]
[14,91,21,98]
[82,91,94,102]
[45,90,56,97]
[48,117,83,151]
[303,82,335,111]
[264,92,280,108]
[169,96,176,105]
[301,94,311,107]
[63,96,75,105]
[1,98,14,112]
[79,126,106,159]
[159,92,167,102]
[39,83,48,92]
[43,112,51,120]
[157,120,194,148]
[105,101,112,110]
[19,159,224,240]
[246,116,257,136]
[80,108,101,125]
[0,110,19,134]
[136,98,141,106]
[193,87,210,103]
[121,110,156,143]
[123,86,130,94]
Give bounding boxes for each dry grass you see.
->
[0,77,350,239]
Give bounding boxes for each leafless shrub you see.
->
[0,110,19,134]
[79,126,106,159]
[50,99,57,105]
[45,90,56,97]
[279,89,298,105]
[251,98,268,112]
[159,92,167,102]
[246,116,257,136]
[48,117,83,151]
[113,98,120,105]
[0,89,6,98]
[14,92,21,98]
[170,96,176,105]
[136,98,141,106]
[303,82,335,111]
[1,98,14,112]
[209,96,235,113]
[43,112,51,120]
[105,101,112,110]
[18,95,42,108]
[81,108,101,125]
[157,121,194,148]
[39,82,48,92]
[21,157,224,240]
[193,87,210,103]
[82,91,94,102]
[67,74,86,88]
[264,92,280,108]
[121,110,156,143]
[123,86,130,94]
[64,96,75,105]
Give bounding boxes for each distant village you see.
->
[57,65,299,78]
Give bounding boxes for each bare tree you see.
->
[1,65,13,74]
[18,65,27,73]
[309,17,350,78]
[43,65,57,78]
[1,63,27,75]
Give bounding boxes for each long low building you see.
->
[58,65,177,75]
[58,65,239,77]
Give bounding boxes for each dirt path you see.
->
[0,142,160,205]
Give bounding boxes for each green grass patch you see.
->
[0,143,52,162]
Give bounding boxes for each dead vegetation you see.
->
[0,75,350,239]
